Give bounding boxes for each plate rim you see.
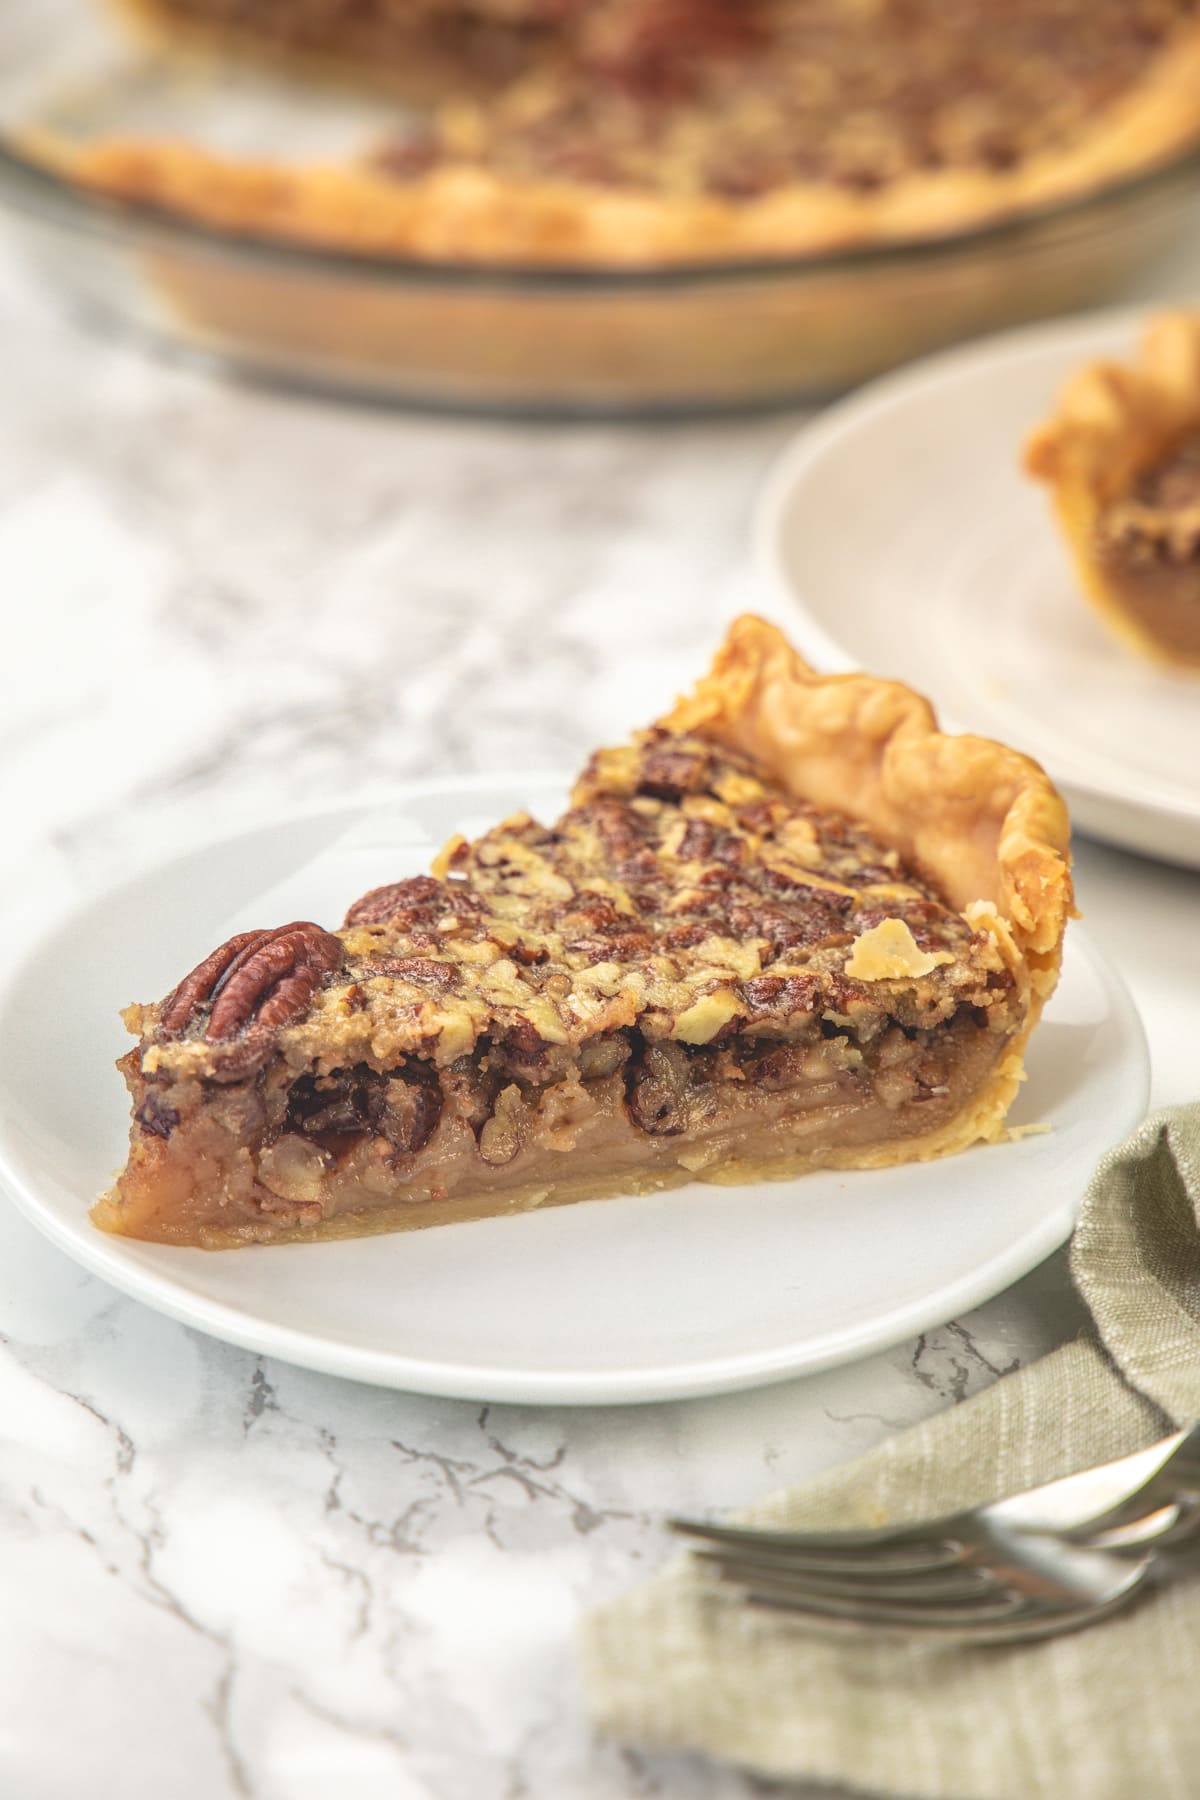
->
[0,783,1150,1405]
[752,301,1200,831]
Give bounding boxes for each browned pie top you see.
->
[375,0,1200,201]
[130,729,1016,1087]
[1101,429,1200,565]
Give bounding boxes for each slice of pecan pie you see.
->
[43,0,1200,265]
[1026,311,1200,668]
[95,618,1072,1249]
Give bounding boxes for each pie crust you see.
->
[1025,311,1200,667]
[95,618,1072,1249]
[32,3,1200,266]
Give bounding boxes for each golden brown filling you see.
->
[1094,431,1200,657]
[401,0,1200,198]
[100,1009,1010,1245]
[99,729,1022,1245]
[127,0,576,91]
[1102,431,1200,566]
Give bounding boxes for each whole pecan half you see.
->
[344,875,446,929]
[159,922,344,1046]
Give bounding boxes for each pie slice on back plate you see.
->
[95,618,1072,1249]
[1025,311,1200,669]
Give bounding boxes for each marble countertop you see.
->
[1,244,1197,1800]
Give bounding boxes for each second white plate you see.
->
[0,779,1148,1404]
[758,307,1200,868]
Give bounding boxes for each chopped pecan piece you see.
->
[741,1044,809,1089]
[441,1056,499,1134]
[344,875,448,928]
[133,1086,179,1140]
[662,921,708,949]
[729,895,854,955]
[567,931,654,962]
[577,1032,633,1081]
[509,939,549,966]
[735,798,782,836]
[566,890,627,931]
[287,1063,444,1155]
[626,1040,702,1136]
[741,973,822,1019]
[490,1017,578,1085]
[366,954,459,988]
[376,1074,443,1156]
[586,797,660,881]
[674,817,715,861]
[636,740,712,800]
[478,1083,528,1165]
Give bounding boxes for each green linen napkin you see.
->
[582,1107,1200,1800]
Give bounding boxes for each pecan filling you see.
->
[1101,432,1200,567]
[99,728,1025,1247]
[128,0,575,88]
[1092,431,1200,658]
[371,0,1200,200]
[120,0,1200,204]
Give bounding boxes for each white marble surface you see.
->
[1,243,1198,1800]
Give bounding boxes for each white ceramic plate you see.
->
[0,778,1148,1405]
[757,307,1200,868]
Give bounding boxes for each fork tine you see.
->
[670,1518,962,1574]
[693,1552,1004,1606]
[670,1517,957,1553]
[739,1563,1150,1642]
[738,1586,1029,1630]
[743,1591,1121,1642]
[1073,1498,1200,1551]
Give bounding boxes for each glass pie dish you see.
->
[3,0,1200,417]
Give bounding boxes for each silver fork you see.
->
[670,1425,1200,1645]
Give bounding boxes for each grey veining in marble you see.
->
[0,244,1194,1800]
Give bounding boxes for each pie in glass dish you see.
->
[94,619,1072,1249]
[1026,311,1200,669]
[41,0,1200,265]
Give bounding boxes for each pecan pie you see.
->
[41,0,1200,265]
[95,619,1072,1249]
[1026,312,1200,668]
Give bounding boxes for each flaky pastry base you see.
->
[1025,311,1200,666]
[24,27,1200,266]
